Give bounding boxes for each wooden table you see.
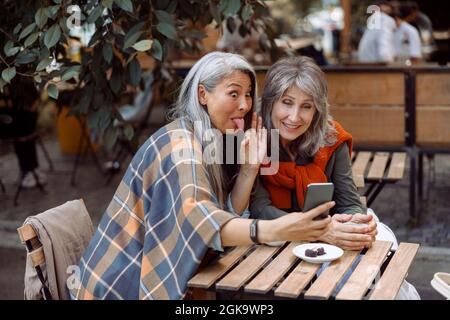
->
[188,240,419,300]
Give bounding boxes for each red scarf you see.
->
[261,121,352,209]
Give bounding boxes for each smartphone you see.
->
[303,182,334,220]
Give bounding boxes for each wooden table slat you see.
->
[367,152,389,180]
[352,152,372,188]
[274,261,321,298]
[369,242,420,300]
[244,242,300,294]
[304,250,361,300]
[187,245,252,288]
[335,241,393,300]
[215,245,281,291]
[387,152,407,180]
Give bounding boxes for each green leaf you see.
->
[45,5,61,18]
[155,10,174,24]
[124,31,142,49]
[156,22,178,40]
[19,23,36,40]
[241,4,253,22]
[39,47,50,60]
[132,39,153,52]
[103,125,119,150]
[223,0,241,17]
[36,57,52,71]
[98,108,112,129]
[35,8,48,29]
[102,42,113,63]
[0,78,6,92]
[123,124,134,141]
[61,66,80,81]
[6,47,20,57]
[53,0,62,4]
[87,6,103,24]
[87,28,102,47]
[151,39,163,61]
[13,23,22,35]
[3,41,14,55]
[24,32,39,48]
[166,0,177,13]
[128,58,141,86]
[87,109,101,128]
[115,0,133,12]
[34,74,42,83]
[47,84,58,99]
[16,51,37,64]
[209,0,222,26]
[123,22,145,48]
[218,0,228,13]
[102,0,114,10]
[109,69,122,95]
[44,24,61,48]
[1,67,16,84]
[78,85,94,114]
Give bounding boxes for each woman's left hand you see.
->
[239,112,267,174]
[349,213,378,247]
[319,213,377,250]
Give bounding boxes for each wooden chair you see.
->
[351,151,407,207]
[16,199,94,300]
[17,223,53,300]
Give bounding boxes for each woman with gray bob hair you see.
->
[261,55,336,159]
[72,52,333,300]
[251,56,421,299]
[252,55,376,249]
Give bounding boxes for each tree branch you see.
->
[0,53,35,78]
[0,27,20,46]
[0,54,11,68]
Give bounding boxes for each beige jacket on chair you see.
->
[23,199,94,300]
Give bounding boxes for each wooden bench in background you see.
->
[188,241,420,300]
[351,151,407,207]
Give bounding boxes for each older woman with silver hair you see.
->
[70,52,333,300]
[251,55,377,250]
[251,56,420,299]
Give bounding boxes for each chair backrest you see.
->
[17,223,53,300]
[17,199,94,300]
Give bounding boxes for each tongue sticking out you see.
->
[232,118,245,131]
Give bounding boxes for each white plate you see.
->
[292,243,344,264]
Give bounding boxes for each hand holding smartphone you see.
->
[303,182,334,220]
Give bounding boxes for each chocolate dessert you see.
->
[305,247,326,257]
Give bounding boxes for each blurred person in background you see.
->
[392,2,422,64]
[0,77,46,188]
[404,1,436,59]
[357,1,396,64]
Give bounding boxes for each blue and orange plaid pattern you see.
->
[70,119,238,299]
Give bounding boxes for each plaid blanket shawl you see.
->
[70,119,237,300]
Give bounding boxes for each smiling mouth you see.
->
[282,122,301,130]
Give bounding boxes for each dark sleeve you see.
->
[329,144,365,215]
[249,178,288,220]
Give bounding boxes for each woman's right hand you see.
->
[271,201,334,242]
